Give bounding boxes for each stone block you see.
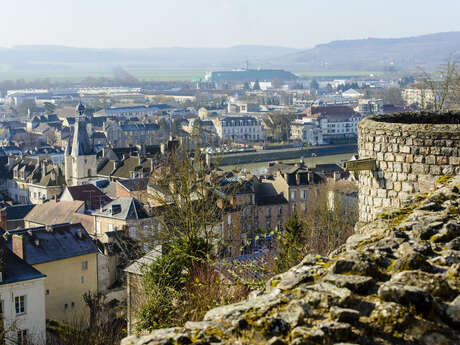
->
[430,165,441,175]
[412,163,426,174]
[377,189,387,198]
[395,154,405,162]
[414,155,425,163]
[398,173,408,181]
[425,155,436,165]
[431,147,441,155]
[402,163,411,173]
[402,182,415,193]
[442,166,454,175]
[400,146,411,154]
[384,153,395,162]
[436,156,449,165]
[449,156,460,165]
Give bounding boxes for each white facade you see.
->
[65,153,97,186]
[216,116,264,142]
[356,99,384,116]
[0,278,46,345]
[402,88,435,107]
[302,115,361,139]
[290,120,323,145]
[322,116,361,137]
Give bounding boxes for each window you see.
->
[301,190,307,200]
[17,330,27,345]
[108,223,113,232]
[81,276,84,284]
[82,261,88,270]
[290,190,296,201]
[15,296,26,314]
[227,215,231,225]
[96,222,101,234]
[129,227,136,238]
[0,300,3,315]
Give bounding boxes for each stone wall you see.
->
[358,112,460,222]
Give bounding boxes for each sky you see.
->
[1,0,460,49]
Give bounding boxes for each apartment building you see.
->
[0,244,46,345]
[290,119,324,145]
[215,116,264,142]
[4,224,98,324]
[303,106,361,140]
[8,158,65,204]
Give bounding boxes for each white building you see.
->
[303,106,362,141]
[290,119,323,145]
[215,116,264,142]
[402,88,435,107]
[341,88,364,99]
[356,99,384,116]
[0,244,46,345]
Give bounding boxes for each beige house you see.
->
[264,161,326,213]
[91,197,153,243]
[8,158,65,204]
[5,224,98,324]
[217,176,289,258]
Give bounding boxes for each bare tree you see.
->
[417,55,460,111]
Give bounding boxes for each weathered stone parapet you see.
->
[358,112,460,222]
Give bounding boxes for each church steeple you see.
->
[71,102,93,157]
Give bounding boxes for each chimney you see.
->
[12,234,26,261]
[0,209,6,230]
[41,162,46,178]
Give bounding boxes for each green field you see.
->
[294,71,383,78]
[220,153,353,174]
[0,64,207,82]
[0,61,383,82]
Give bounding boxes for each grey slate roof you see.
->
[71,119,94,156]
[92,197,149,220]
[0,243,45,285]
[3,204,35,220]
[124,249,161,275]
[117,178,149,192]
[3,223,98,265]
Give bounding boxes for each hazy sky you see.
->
[1,0,460,49]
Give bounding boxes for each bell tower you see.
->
[65,103,97,186]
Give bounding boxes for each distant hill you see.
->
[270,32,460,72]
[1,32,459,81]
[0,45,300,79]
